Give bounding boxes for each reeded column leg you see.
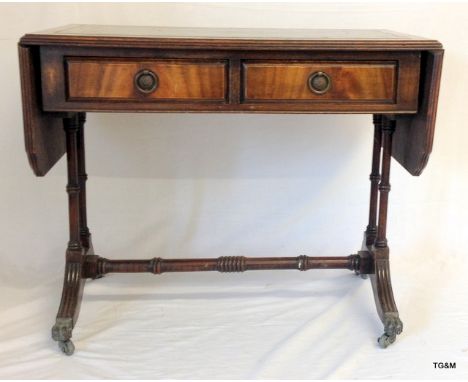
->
[370,117,403,348]
[51,114,86,355]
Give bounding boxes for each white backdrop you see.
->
[1,2,467,379]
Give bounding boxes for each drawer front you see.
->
[243,61,397,102]
[66,58,228,101]
[40,47,420,112]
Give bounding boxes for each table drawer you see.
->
[243,61,397,102]
[66,58,228,101]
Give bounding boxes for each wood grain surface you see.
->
[18,45,66,176]
[18,26,443,176]
[67,58,227,101]
[20,25,442,51]
[243,61,396,101]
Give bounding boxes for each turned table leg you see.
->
[77,112,93,253]
[356,115,383,279]
[51,114,87,355]
[365,115,383,247]
[370,116,403,348]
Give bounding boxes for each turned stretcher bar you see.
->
[83,253,371,278]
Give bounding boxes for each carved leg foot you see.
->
[377,312,403,348]
[370,247,403,348]
[52,250,85,355]
[52,317,73,342]
[52,317,75,355]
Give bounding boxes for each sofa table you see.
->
[18,25,443,355]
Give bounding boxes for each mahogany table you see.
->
[18,25,443,355]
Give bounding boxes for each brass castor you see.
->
[377,333,395,348]
[377,313,403,348]
[58,340,75,356]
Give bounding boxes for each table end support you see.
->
[366,116,403,348]
[52,114,89,356]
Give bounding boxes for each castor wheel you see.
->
[377,333,395,348]
[58,340,75,355]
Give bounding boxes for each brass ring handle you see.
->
[135,69,158,93]
[308,71,331,94]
